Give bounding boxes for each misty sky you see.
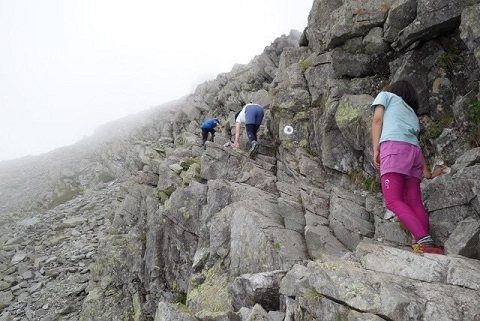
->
[0,0,313,162]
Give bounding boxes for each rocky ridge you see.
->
[1,0,480,320]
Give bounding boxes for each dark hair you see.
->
[234,111,240,121]
[386,80,419,113]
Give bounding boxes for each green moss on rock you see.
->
[187,266,231,318]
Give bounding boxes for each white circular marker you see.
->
[284,125,294,135]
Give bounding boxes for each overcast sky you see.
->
[0,0,313,162]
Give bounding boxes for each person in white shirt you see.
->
[232,103,264,158]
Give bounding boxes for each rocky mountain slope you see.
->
[1,0,480,320]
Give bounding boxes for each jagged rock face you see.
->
[281,241,480,321]
[1,3,480,321]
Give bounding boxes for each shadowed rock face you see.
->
[1,2,480,320]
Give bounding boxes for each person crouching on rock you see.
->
[233,103,265,158]
[201,118,223,148]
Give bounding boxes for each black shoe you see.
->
[249,141,259,158]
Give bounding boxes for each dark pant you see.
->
[201,128,215,145]
[245,124,260,145]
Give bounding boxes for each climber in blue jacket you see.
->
[201,118,223,147]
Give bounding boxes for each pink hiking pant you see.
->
[381,172,429,240]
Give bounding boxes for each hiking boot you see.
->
[249,141,259,158]
[412,243,444,255]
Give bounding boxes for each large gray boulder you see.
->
[392,0,480,51]
[281,240,480,320]
[460,3,480,67]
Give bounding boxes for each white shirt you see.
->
[235,105,248,123]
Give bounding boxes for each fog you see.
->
[0,0,313,162]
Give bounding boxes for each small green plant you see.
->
[423,123,443,141]
[305,288,323,301]
[349,169,380,193]
[467,101,480,147]
[469,101,480,121]
[363,175,380,193]
[138,233,147,245]
[163,185,176,197]
[272,242,281,251]
[299,59,312,73]
[435,49,462,71]
[181,158,198,171]
[303,146,318,157]
[176,135,185,146]
[297,194,303,205]
[175,292,187,305]
[421,113,455,142]
[301,140,319,157]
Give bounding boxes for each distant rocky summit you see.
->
[1,1,480,320]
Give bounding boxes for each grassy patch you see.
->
[181,158,199,171]
[99,170,115,183]
[156,185,176,204]
[301,142,319,157]
[302,147,318,157]
[435,49,462,71]
[421,113,455,142]
[48,187,82,209]
[299,59,312,73]
[349,170,380,193]
[163,185,176,197]
[186,265,230,318]
[175,292,187,305]
[467,101,480,147]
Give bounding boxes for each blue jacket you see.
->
[201,119,219,129]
